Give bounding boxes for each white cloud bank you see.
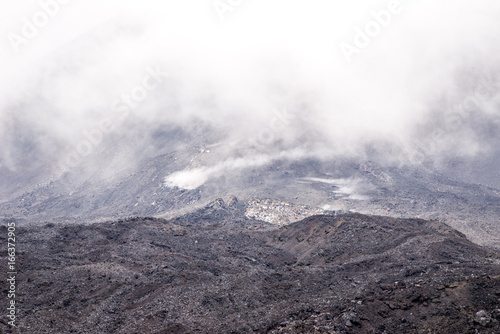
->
[0,0,499,189]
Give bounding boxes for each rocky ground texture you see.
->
[1,200,500,333]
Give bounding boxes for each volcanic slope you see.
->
[2,206,500,333]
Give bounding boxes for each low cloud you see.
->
[1,0,499,191]
[164,147,315,189]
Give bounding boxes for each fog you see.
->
[1,0,499,191]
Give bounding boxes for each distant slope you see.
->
[1,155,500,249]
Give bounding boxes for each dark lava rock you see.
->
[1,212,499,333]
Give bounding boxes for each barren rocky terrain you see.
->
[2,199,499,333]
[2,3,500,333]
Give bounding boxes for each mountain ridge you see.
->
[2,210,499,333]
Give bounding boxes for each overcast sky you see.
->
[1,0,499,189]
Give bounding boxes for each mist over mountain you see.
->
[1,0,500,197]
[1,1,499,247]
[1,2,500,333]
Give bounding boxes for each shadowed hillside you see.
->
[2,209,499,333]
